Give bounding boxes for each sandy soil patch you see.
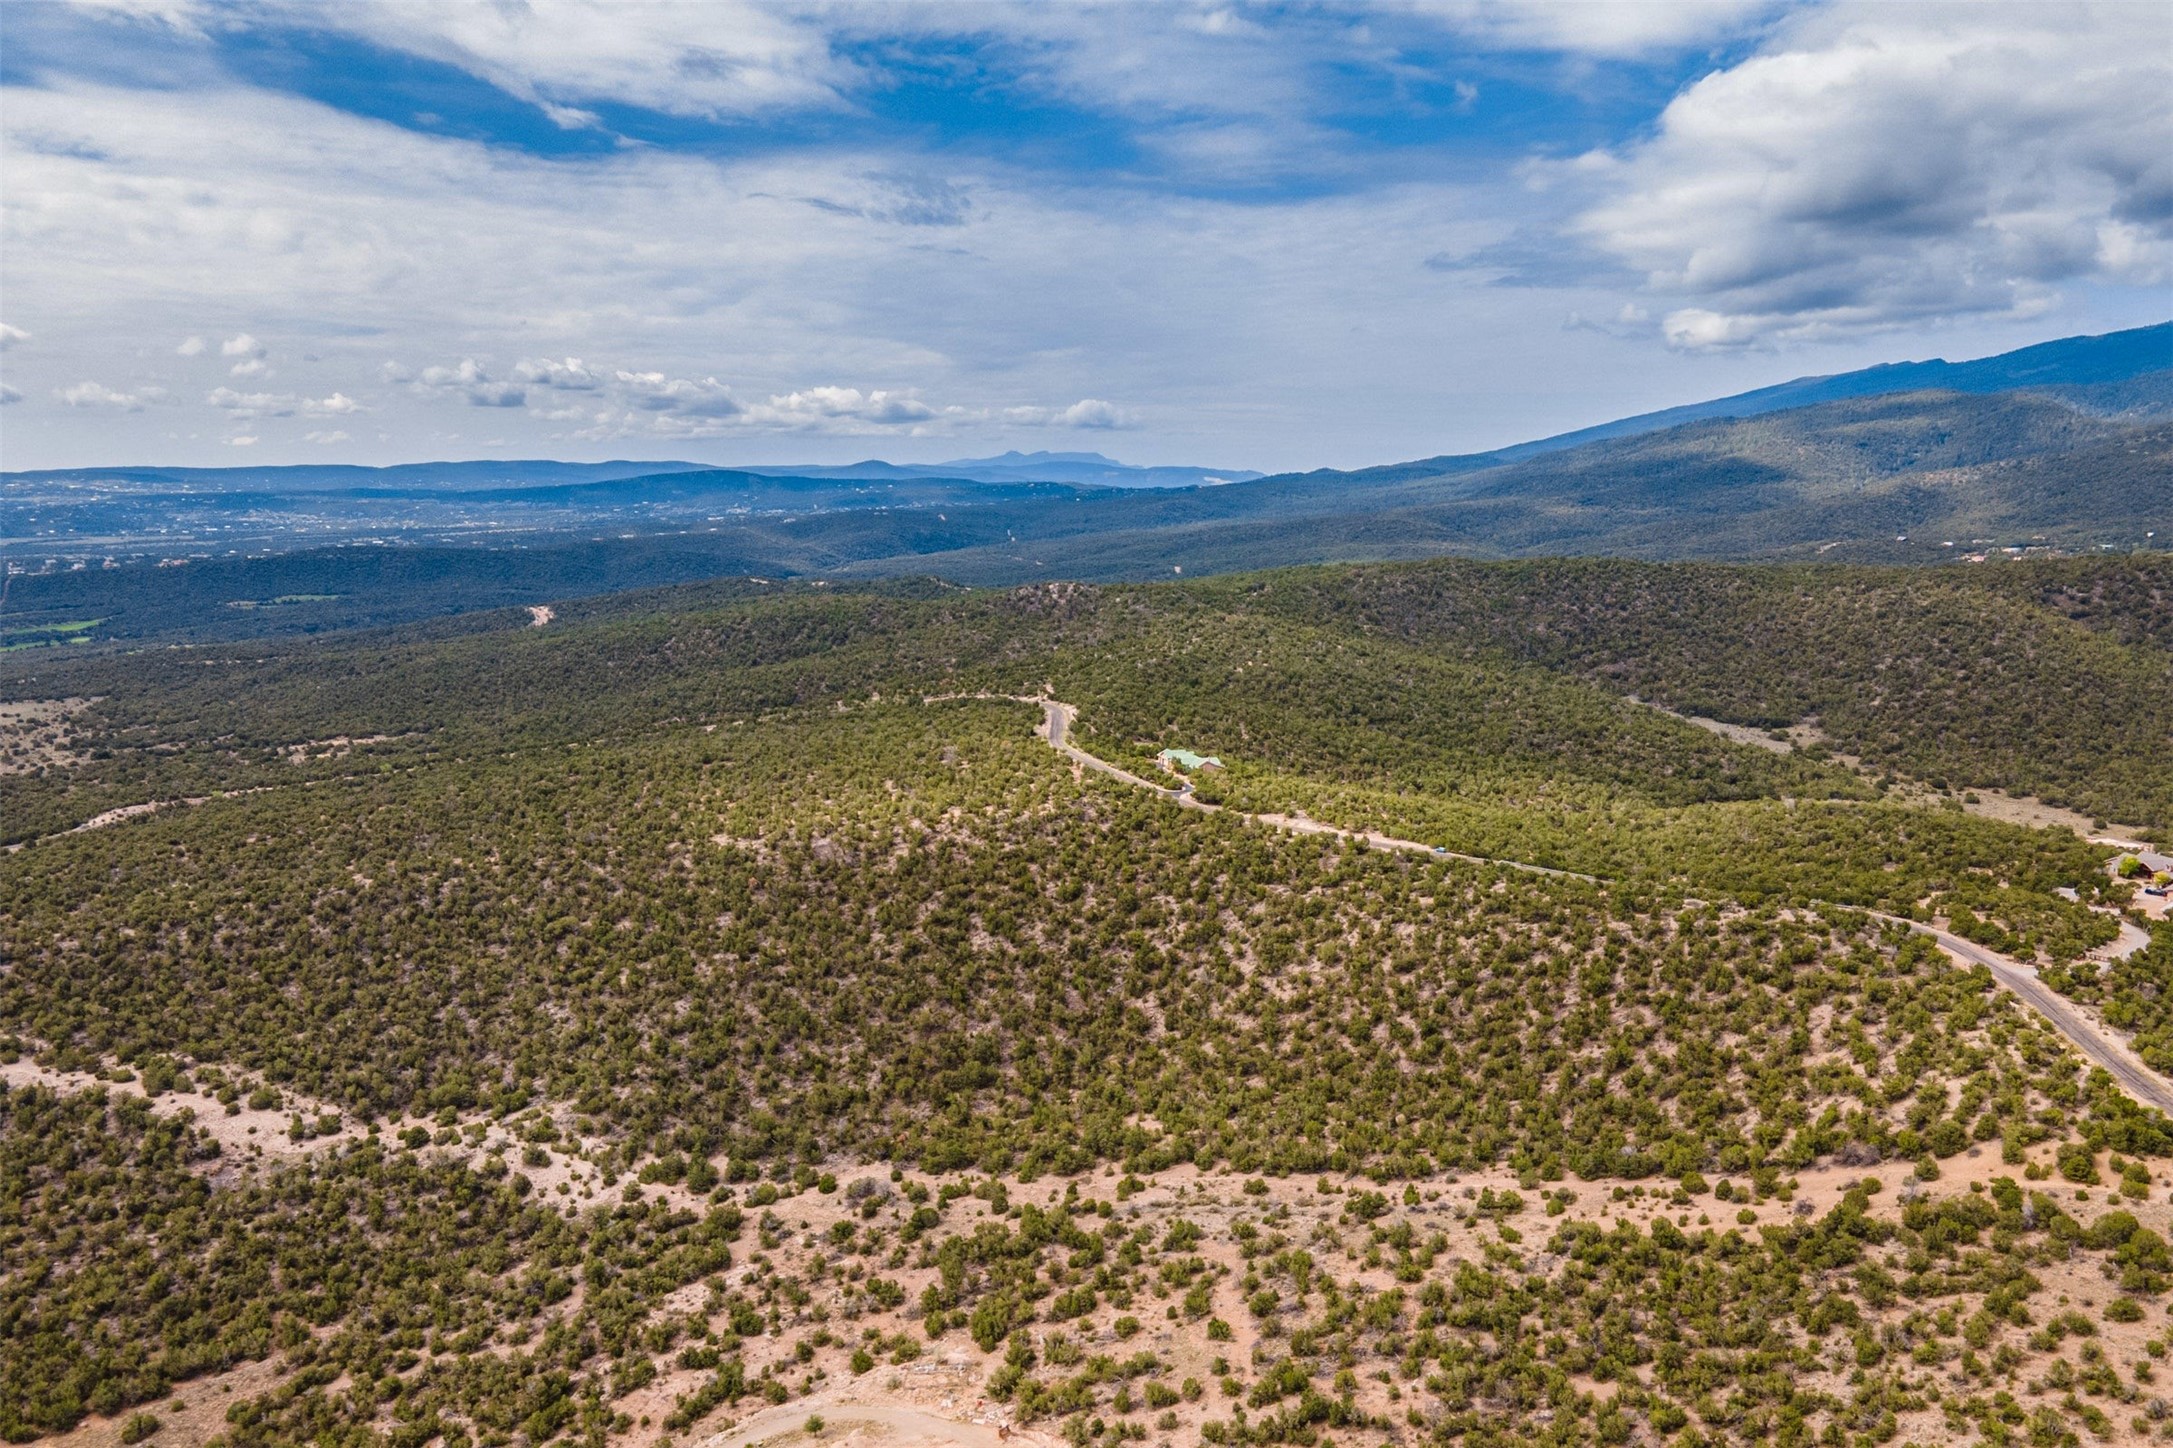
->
[19,1129,2169,1448]
[1956,786,2134,838]
[280,733,403,765]
[704,1399,1057,1448]
[0,1055,365,1170]
[0,696,94,775]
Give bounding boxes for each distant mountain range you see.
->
[2,449,1256,498]
[4,322,2167,645]
[744,451,1263,489]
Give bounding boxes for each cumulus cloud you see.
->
[22,5,2164,471]
[1573,3,2173,347]
[57,380,160,409]
[227,434,257,446]
[206,385,294,417]
[0,323,29,349]
[514,356,604,390]
[742,385,936,428]
[1005,398,1132,429]
[612,369,741,418]
[417,358,525,407]
[176,335,205,355]
[220,332,264,358]
[306,391,363,415]
[305,429,351,444]
[560,373,968,439]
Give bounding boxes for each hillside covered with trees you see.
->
[2,553,2169,1447]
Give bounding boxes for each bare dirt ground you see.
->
[530,604,557,627]
[280,732,403,765]
[1956,787,2119,837]
[0,697,93,775]
[1645,704,1816,756]
[46,1353,295,1448]
[1636,698,2155,841]
[39,1141,2171,1448]
[0,1055,367,1171]
[701,1395,1057,1448]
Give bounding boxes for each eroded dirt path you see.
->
[700,1400,1056,1448]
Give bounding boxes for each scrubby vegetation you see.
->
[2046,920,2173,1075]
[2,554,2167,1445]
[0,703,2153,1176]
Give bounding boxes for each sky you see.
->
[1,0,2168,473]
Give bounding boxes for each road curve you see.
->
[1033,697,1594,880]
[1890,917,2173,1116]
[929,692,2173,1117]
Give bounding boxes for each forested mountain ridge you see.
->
[7,554,2169,841]
[8,325,2169,652]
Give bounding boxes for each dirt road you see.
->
[699,1400,1051,1448]
[970,694,2173,1118]
[1035,698,1593,880]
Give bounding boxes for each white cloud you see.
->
[10,15,2164,472]
[417,358,525,407]
[613,369,740,417]
[514,356,604,390]
[0,384,21,405]
[0,323,29,349]
[0,74,1524,467]
[309,0,851,120]
[227,434,257,446]
[176,334,205,355]
[306,391,363,415]
[206,385,294,417]
[1005,398,1132,429]
[220,332,264,357]
[57,380,157,409]
[304,428,351,444]
[742,385,936,428]
[1573,3,2173,347]
[228,357,270,377]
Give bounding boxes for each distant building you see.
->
[1157,748,1223,773]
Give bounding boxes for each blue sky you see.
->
[2,1,2167,471]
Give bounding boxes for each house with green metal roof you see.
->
[1157,748,1223,773]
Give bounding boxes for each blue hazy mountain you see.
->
[1266,321,2172,489]
[736,451,1262,489]
[1491,320,2173,461]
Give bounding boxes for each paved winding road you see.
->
[941,693,2173,1118]
[1892,918,2173,1115]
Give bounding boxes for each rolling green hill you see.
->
[4,545,2171,1448]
